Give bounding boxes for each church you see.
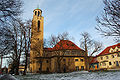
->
[30,8,87,73]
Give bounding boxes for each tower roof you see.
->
[33,8,42,12]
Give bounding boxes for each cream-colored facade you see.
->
[31,46,86,73]
[97,46,120,70]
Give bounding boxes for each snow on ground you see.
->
[15,71,120,80]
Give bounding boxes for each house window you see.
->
[76,66,79,71]
[38,20,40,32]
[103,63,106,66]
[75,59,79,61]
[80,59,84,62]
[81,66,84,70]
[112,55,114,58]
[106,56,108,59]
[118,53,120,57]
[46,60,48,63]
[101,57,103,60]
[116,49,118,52]
[114,62,116,64]
[109,62,112,65]
[111,50,113,53]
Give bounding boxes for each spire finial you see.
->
[37,4,39,9]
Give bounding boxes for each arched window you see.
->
[38,11,40,16]
[35,11,37,15]
[38,20,40,32]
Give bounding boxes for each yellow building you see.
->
[97,43,120,70]
[30,8,86,73]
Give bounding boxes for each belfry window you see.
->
[38,20,40,32]
[38,11,40,16]
[35,11,37,15]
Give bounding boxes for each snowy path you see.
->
[15,71,120,80]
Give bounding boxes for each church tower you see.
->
[30,8,44,72]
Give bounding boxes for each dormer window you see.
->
[109,48,114,53]
[38,20,40,32]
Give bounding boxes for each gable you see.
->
[109,48,114,53]
[98,43,120,56]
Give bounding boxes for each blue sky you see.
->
[22,0,119,50]
[21,0,116,52]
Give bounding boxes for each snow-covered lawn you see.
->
[15,71,120,80]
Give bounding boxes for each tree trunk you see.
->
[15,60,19,75]
[85,41,89,71]
[23,32,27,75]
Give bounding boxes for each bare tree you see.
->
[96,0,120,42]
[80,32,103,70]
[0,0,22,25]
[0,19,31,75]
[47,32,74,48]
[6,19,25,75]
[0,0,23,74]
[22,20,31,75]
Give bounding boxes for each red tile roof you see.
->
[52,40,83,50]
[44,40,84,51]
[97,43,120,56]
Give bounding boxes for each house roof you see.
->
[97,43,120,56]
[52,40,83,50]
[44,40,84,51]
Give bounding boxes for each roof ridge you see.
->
[97,43,120,56]
[52,40,84,51]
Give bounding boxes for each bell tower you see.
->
[30,8,44,72]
